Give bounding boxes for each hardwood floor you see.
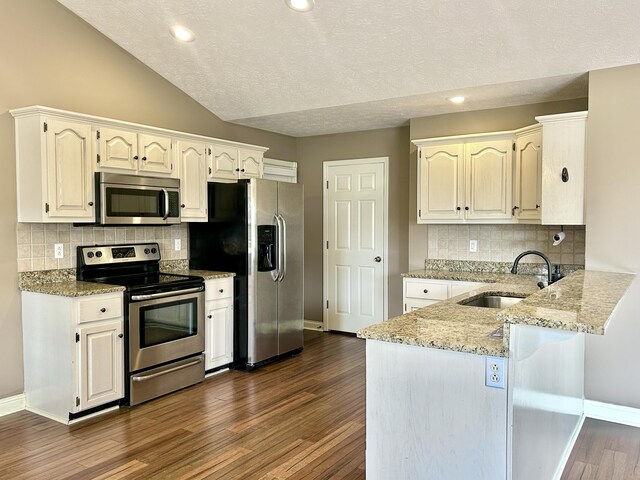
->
[0,330,365,480]
[3,330,640,479]
[561,418,640,480]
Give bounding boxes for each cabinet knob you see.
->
[423,289,429,294]
[181,204,185,208]
[100,307,106,313]
[142,156,147,161]
[536,204,540,209]
[456,206,461,211]
[235,168,240,172]
[133,155,139,160]
[219,289,224,293]
[88,201,94,206]
[464,206,469,211]
[118,333,124,338]
[241,169,245,172]
[207,314,212,319]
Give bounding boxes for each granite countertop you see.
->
[358,269,635,357]
[402,269,543,285]
[18,266,234,297]
[20,280,125,297]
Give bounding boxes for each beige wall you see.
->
[408,99,589,268]
[0,0,296,399]
[584,64,640,407]
[297,127,410,322]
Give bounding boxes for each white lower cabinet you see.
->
[403,278,486,313]
[204,278,234,371]
[22,291,124,424]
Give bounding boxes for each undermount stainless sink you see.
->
[459,294,525,309]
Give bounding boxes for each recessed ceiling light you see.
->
[285,0,315,12]
[171,25,195,43]
[449,96,465,104]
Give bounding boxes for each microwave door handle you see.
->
[162,188,169,220]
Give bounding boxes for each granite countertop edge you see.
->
[358,269,635,357]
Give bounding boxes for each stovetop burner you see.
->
[76,243,204,293]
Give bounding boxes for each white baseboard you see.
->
[584,400,640,428]
[304,320,324,331]
[0,394,25,417]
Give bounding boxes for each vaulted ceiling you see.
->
[58,0,640,137]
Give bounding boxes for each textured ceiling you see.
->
[58,0,640,137]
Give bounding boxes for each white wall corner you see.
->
[584,399,640,428]
[0,394,26,417]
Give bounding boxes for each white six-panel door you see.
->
[324,158,387,333]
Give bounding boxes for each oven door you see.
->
[128,287,205,372]
[100,182,180,225]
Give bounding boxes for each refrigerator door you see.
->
[277,182,304,355]
[248,179,279,365]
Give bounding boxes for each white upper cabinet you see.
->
[464,139,512,221]
[177,140,208,222]
[12,112,95,223]
[11,106,269,223]
[208,143,266,182]
[96,127,173,176]
[536,111,587,225]
[514,126,542,223]
[418,144,464,221]
[416,133,513,223]
[262,158,298,183]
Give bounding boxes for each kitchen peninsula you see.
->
[358,269,634,480]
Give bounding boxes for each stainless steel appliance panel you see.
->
[248,179,279,365]
[277,182,304,355]
[129,354,204,406]
[128,289,205,372]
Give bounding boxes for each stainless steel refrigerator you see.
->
[189,179,304,369]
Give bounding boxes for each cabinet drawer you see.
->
[404,299,441,313]
[77,295,122,324]
[405,281,449,300]
[205,278,233,302]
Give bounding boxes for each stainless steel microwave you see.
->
[95,173,181,225]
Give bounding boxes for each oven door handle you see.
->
[162,188,169,220]
[130,286,204,301]
[131,357,202,382]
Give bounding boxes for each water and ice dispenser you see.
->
[257,225,276,272]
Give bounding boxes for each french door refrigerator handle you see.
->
[279,214,287,282]
[273,214,283,282]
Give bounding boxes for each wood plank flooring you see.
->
[3,330,640,479]
[0,331,365,480]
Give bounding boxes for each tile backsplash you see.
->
[427,224,585,265]
[16,223,188,272]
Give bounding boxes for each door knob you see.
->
[374,256,382,262]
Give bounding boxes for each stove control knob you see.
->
[144,248,150,254]
[95,251,103,258]
[151,248,157,254]
[87,252,94,258]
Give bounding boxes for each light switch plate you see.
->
[174,239,181,251]
[469,240,478,253]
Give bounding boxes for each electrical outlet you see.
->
[174,239,181,251]
[469,240,478,253]
[54,243,64,259]
[485,356,506,389]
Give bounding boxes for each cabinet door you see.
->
[177,141,208,221]
[210,144,239,181]
[45,119,94,219]
[514,129,542,222]
[77,320,124,411]
[96,127,138,171]
[205,300,234,370]
[465,139,513,220]
[238,148,263,179]
[138,133,173,176]
[418,144,464,222]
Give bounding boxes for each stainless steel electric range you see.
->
[77,243,205,406]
